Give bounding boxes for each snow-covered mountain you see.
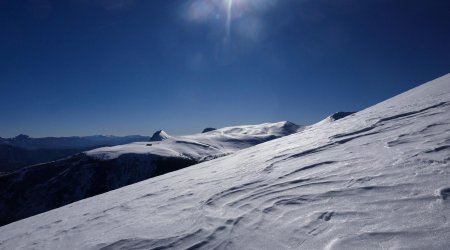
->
[0,121,301,227]
[87,121,301,162]
[150,130,171,141]
[0,135,151,173]
[1,73,449,249]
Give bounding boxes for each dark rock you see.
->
[329,112,355,121]
[202,128,217,133]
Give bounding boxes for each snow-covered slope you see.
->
[0,121,301,227]
[87,121,300,161]
[1,74,450,249]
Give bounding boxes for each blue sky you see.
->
[1,0,449,137]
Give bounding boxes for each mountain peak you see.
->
[278,121,302,135]
[14,134,30,140]
[150,130,170,141]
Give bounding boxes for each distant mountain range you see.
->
[0,135,151,173]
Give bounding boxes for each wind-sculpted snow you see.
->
[0,121,300,227]
[1,74,450,249]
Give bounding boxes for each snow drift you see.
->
[0,121,301,227]
[0,74,449,249]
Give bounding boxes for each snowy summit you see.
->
[150,130,171,141]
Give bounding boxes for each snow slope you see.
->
[0,121,301,227]
[86,121,300,161]
[1,73,450,249]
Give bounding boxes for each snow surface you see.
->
[1,74,450,249]
[0,121,301,227]
[86,121,300,162]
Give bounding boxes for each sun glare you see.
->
[226,0,234,38]
[186,0,275,39]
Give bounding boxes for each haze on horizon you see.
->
[1,0,449,137]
